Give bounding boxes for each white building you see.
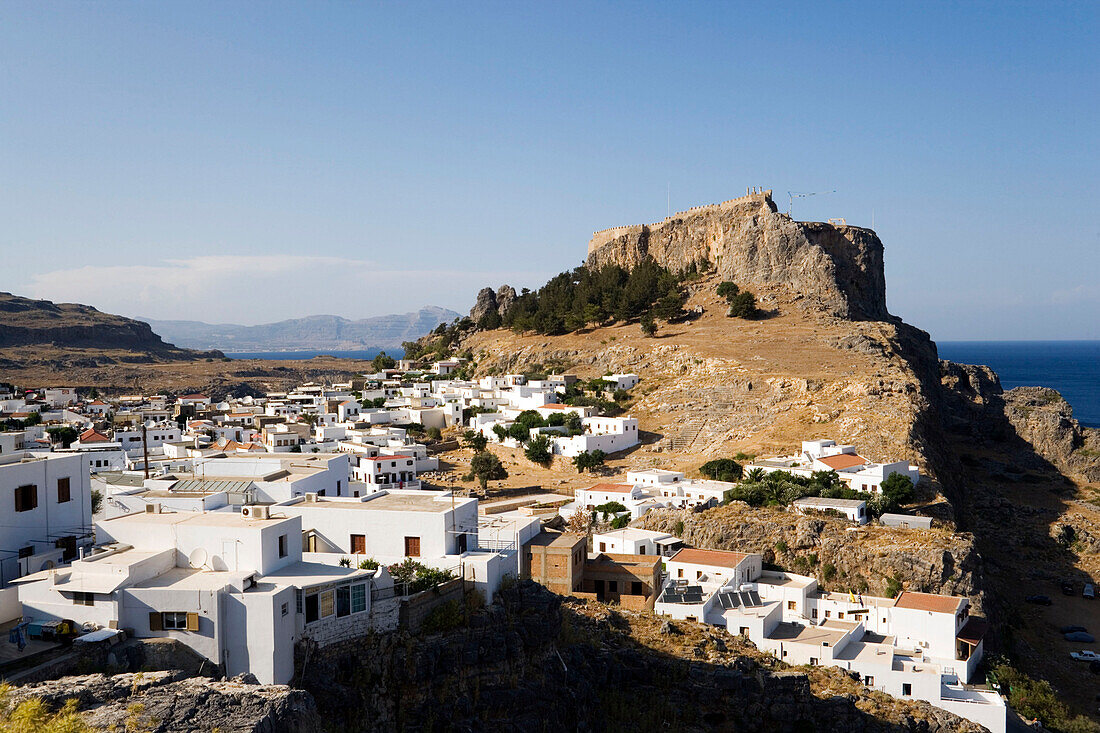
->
[14,508,392,685]
[653,547,1004,733]
[592,528,680,557]
[749,439,920,495]
[550,416,640,458]
[602,374,640,391]
[0,452,93,587]
[791,496,868,525]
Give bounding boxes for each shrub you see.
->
[90,489,103,515]
[774,540,789,554]
[358,558,380,570]
[338,557,351,567]
[640,313,657,337]
[884,575,902,599]
[993,663,1100,732]
[610,514,631,529]
[420,599,464,634]
[595,501,627,518]
[699,458,743,482]
[426,427,442,440]
[821,563,837,582]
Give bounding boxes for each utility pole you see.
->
[141,422,149,480]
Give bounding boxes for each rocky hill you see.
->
[0,292,222,361]
[586,190,888,321]
[144,306,459,352]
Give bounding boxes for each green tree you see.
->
[699,458,743,482]
[463,430,488,452]
[524,434,553,466]
[880,472,914,506]
[371,351,397,371]
[653,287,686,322]
[716,281,739,299]
[46,426,79,448]
[563,412,584,436]
[90,489,103,515]
[470,450,508,489]
[572,449,606,473]
[491,424,508,442]
[727,291,759,318]
[595,501,627,519]
[640,313,657,337]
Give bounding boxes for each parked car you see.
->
[1065,631,1096,643]
[1062,581,1076,596]
[1026,594,1053,605]
[1071,650,1100,662]
[1084,583,1096,600]
[1062,625,1089,634]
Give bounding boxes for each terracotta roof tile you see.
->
[893,591,964,614]
[669,548,752,569]
[817,453,869,470]
[584,483,635,493]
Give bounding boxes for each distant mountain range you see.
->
[142,307,460,353]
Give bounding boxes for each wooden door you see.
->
[351,534,366,554]
[404,536,420,557]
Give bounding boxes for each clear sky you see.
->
[2,2,1097,339]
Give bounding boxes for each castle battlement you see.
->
[588,187,773,254]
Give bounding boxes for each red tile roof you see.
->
[893,591,964,614]
[540,404,569,410]
[817,453,869,471]
[668,548,751,569]
[79,428,110,443]
[584,483,635,494]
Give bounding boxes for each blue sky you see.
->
[2,2,1097,339]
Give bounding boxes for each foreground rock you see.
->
[7,671,320,733]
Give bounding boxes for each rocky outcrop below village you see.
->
[4,670,320,732]
[0,291,222,360]
[585,191,888,321]
[636,505,983,608]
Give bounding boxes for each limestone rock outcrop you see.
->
[586,191,888,321]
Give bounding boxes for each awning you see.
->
[957,617,989,645]
[52,574,130,594]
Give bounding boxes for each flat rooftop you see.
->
[792,496,866,508]
[767,622,847,646]
[528,531,584,549]
[102,510,295,529]
[593,527,673,541]
[289,492,470,513]
[757,572,814,589]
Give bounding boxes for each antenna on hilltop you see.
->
[667,182,670,218]
[787,190,836,218]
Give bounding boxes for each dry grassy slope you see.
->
[464,273,942,492]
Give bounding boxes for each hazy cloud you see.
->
[27,256,545,324]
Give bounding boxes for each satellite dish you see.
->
[188,548,208,569]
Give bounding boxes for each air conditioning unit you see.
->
[145,502,161,514]
[241,505,270,520]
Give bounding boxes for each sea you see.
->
[938,341,1100,428]
[225,349,400,361]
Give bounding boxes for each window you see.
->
[14,484,37,512]
[811,608,818,619]
[809,657,818,666]
[599,542,606,552]
[825,610,832,618]
[838,612,844,619]
[57,477,71,503]
[901,683,911,696]
[305,593,319,623]
[608,580,618,593]
[404,536,421,557]
[631,581,642,595]
[18,545,34,559]
[320,590,335,617]
[351,534,366,554]
[787,601,797,610]
[278,534,288,558]
[864,675,874,687]
[162,612,189,630]
[677,568,683,578]
[739,627,749,636]
[351,583,366,613]
[696,571,702,579]
[336,585,351,617]
[73,592,94,606]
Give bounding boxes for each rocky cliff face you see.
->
[0,292,221,359]
[586,192,888,321]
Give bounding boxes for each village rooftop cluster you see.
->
[0,366,1003,731]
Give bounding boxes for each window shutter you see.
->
[186,612,199,631]
[149,612,163,631]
